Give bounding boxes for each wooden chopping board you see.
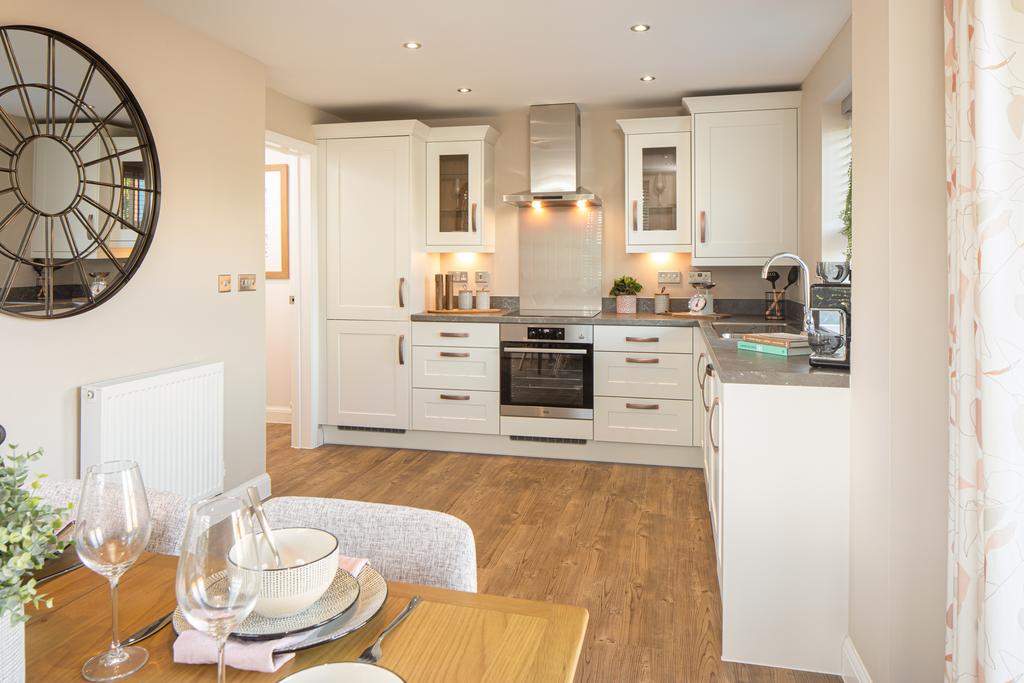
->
[426,308,505,315]
[665,311,732,319]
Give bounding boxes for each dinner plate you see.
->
[173,566,359,641]
[278,662,404,683]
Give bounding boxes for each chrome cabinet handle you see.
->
[700,211,707,243]
[632,200,638,231]
[626,357,660,364]
[398,277,405,308]
[625,336,659,343]
[626,403,660,410]
[471,202,478,232]
[398,335,405,365]
[708,397,720,451]
[439,332,469,338]
[696,352,707,391]
[439,351,470,358]
[440,394,471,401]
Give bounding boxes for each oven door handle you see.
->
[503,347,590,355]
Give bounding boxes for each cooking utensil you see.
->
[356,596,422,665]
[122,610,174,647]
[246,486,282,569]
[765,270,780,291]
[781,266,799,293]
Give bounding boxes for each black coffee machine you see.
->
[808,270,851,369]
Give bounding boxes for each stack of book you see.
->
[736,332,810,357]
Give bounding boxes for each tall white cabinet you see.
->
[685,92,800,266]
[317,121,428,430]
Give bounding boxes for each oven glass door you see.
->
[500,342,593,416]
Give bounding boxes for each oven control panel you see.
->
[527,327,565,341]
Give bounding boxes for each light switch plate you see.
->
[218,274,231,293]
[474,271,490,286]
[238,274,257,292]
[448,271,468,284]
[688,271,712,285]
[657,271,682,285]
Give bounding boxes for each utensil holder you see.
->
[764,290,785,320]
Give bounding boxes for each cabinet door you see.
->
[693,109,798,264]
[625,131,692,251]
[324,136,410,320]
[693,332,708,448]
[426,140,482,248]
[326,320,410,429]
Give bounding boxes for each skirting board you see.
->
[266,406,292,424]
[324,428,702,468]
[842,637,872,683]
[223,473,272,501]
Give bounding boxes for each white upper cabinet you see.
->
[425,126,499,252]
[686,92,800,266]
[617,117,692,253]
[317,121,428,320]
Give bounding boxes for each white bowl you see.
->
[231,527,339,618]
[278,663,404,683]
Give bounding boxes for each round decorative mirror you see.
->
[0,25,160,318]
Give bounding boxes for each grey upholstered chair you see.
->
[262,496,478,593]
[35,479,189,556]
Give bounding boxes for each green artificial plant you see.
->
[840,158,852,262]
[0,445,71,625]
[609,275,643,297]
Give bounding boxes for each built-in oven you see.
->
[500,324,593,419]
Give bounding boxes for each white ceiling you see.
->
[144,0,850,120]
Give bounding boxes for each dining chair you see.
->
[262,496,478,593]
[35,479,189,556]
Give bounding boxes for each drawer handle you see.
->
[440,394,471,401]
[625,336,659,343]
[625,357,660,364]
[439,351,470,358]
[696,352,708,390]
[440,332,470,338]
[625,403,660,410]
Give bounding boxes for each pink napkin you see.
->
[173,554,370,672]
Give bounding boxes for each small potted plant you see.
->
[1,445,71,683]
[610,275,643,314]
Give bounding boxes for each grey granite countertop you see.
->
[411,310,701,326]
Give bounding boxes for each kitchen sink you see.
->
[712,321,804,339]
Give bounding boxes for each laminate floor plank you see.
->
[266,424,841,683]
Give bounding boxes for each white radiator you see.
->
[80,362,225,501]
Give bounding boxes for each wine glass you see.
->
[176,496,262,683]
[74,460,153,681]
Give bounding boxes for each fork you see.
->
[356,596,422,665]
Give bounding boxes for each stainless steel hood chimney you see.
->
[503,103,601,207]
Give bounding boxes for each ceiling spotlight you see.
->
[640,75,656,82]
[403,41,422,50]
[630,24,651,32]
[456,87,472,93]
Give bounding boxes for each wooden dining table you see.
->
[26,553,588,682]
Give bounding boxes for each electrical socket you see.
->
[688,271,712,285]
[448,271,468,284]
[474,271,490,286]
[657,271,682,285]
[217,274,231,293]
[238,274,257,292]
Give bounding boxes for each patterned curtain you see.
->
[945,1,1024,680]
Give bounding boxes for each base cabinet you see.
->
[412,388,499,435]
[593,397,693,446]
[326,320,410,429]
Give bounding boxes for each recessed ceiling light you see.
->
[457,87,472,93]
[640,75,656,82]
[630,24,651,32]
[403,41,422,50]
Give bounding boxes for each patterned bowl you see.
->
[232,527,340,618]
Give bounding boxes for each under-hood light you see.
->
[531,200,543,210]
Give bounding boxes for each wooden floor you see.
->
[267,424,840,683]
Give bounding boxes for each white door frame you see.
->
[265,130,323,449]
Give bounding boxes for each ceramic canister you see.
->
[654,293,670,314]
[458,289,474,310]
[475,289,490,310]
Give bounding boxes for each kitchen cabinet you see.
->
[594,397,693,447]
[692,328,709,449]
[412,346,499,392]
[685,92,800,266]
[594,351,692,401]
[325,320,410,430]
[412,388,499,435]
[317,121,428,321]
[425,126,499,252]
[616,117,692,253]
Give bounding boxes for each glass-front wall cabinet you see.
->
[425,126,498,252]
[619,120,692,252]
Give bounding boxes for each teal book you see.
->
[736,340,811,357]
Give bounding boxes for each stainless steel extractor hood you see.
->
[502,103,602,207]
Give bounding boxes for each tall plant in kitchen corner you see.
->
[0,445,72,683]
[610,275,643,314]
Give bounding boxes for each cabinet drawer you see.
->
[594,325,692,354]
[412,322,499,348]
[594,397,693,446]
[412,347,499,391]
[594,352,693,400]
[412,388,499,435]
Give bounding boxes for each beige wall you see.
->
[0,0,268,490]
[425,107,767,302]
[266,87,343,143]
[848,0,948,679]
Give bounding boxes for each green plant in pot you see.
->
[610,275,643,314]
[1,445,72,683]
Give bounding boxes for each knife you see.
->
[122,610,174,647]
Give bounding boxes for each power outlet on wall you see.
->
[475,271,490,286]
[448,271,468,284]
[657,271,682,285]
[688,271,712,285]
